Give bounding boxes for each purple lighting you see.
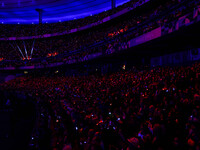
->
[0,0,130,24]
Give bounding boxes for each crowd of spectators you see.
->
[0,0,199,68]
[0,90,36,149]
[1,62,200,150]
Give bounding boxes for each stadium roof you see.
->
[0,0,129,24]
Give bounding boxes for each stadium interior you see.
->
[0,0,200,150]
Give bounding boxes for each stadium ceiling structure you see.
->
[0,0,129,24]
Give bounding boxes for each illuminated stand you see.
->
[10,40,35,60]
